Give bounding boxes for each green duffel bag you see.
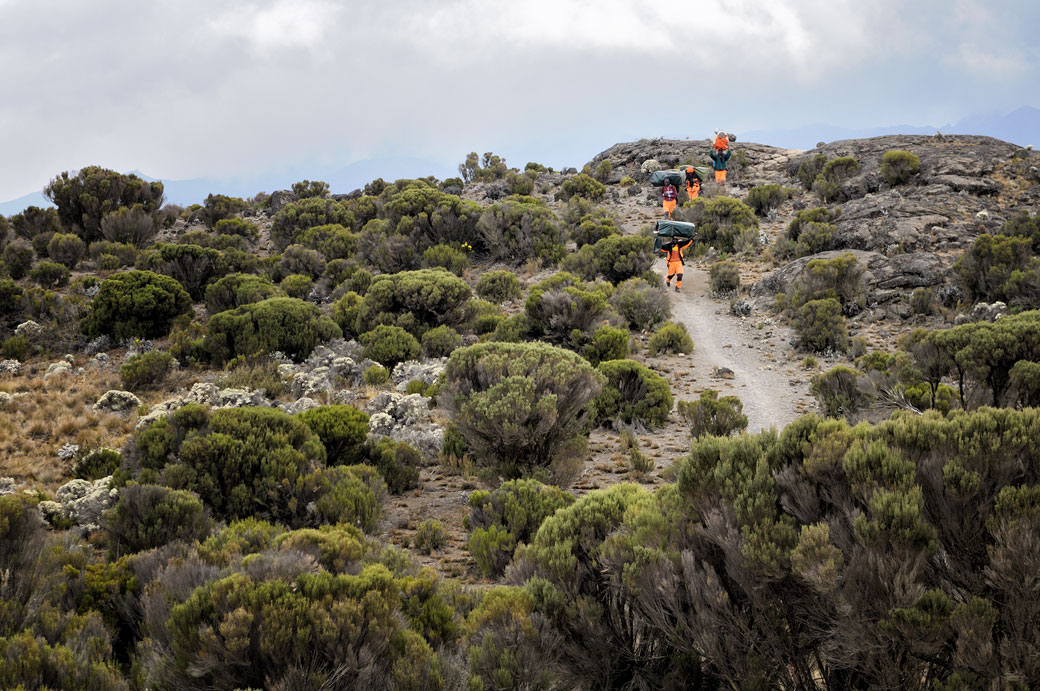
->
[649,169,686,187]
[653,220,696,252]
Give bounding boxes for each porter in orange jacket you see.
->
[685,166,700,199]
[659,237,693,292]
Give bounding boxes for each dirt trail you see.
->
[620,198,815,433]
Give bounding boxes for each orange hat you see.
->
[686,166,694,173]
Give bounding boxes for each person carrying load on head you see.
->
[658,236,693,292]
[661,180,678,218]
[712,129,730,153]
[710,147,732,185]
[685,166,701,199]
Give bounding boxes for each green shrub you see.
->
[205,297,341,363]
[46,232,85,268]
[73,448,122,480]
[84,270,192,340]
[99,204,159,246]
[152,242,227,300]
[422,324,462,357]
[677,389,748,437]
[466,478,575,576]
[475,269,522,303]
[330,290,362,337]
[441,342,604,483]
[197,193,248,229]
[360,324,422,367]
[796,153,828,189]
[4,238,34,279]
[88,240,137,266]
[204,272,279,314]
[97,253,120,271]
[413,519,447,554]
[363,363,390,386]
[275,243,326,279]
[648,321,693,355]
[477,198,566,265]
[271,196,354,250]
[561,243,598,280]
[582,324,629,366]
[363,437,421,493]
[103,483,213,556]
[119,349,175,390]
[491,314,527,342]
[710,260,740,294]
[784,253,866,314]
[45,166,164,242]
[561,173,607,201]
[572,210,621,247]
[298,404,370,466]
[421,243,469,275]
[610,276,670,331]
[1,335,29,360]
[524,273,607,344]
[813,156,860,202]
[0,278,22,317]
[794,298,848,353]
[213,217,258,238]
[910,287,934,315]
[593,234,655,283]
[678,196,759,253]
[622,430,655,475]
[593,359,673,428]
[745,184,788,216]
[279,272,313,299]
[881,149,920,185]
[29,260,69,287]
[954,233,1040,306]
[810,365,872,418]
[356,268,472,337]
[11,205,61,247]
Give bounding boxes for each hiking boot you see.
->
[675,286,680,293]
[665,282,671,288]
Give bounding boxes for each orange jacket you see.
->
[659,238,693,264]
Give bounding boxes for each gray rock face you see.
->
[282,397,321,415]
[94,390,142,414]
[367,392,429,426]
[52,477,119,532]
[392,359,447,391]
[365,391,443,460]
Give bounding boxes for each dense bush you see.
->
[881,149,920,184]
[560,173,606,201]
[270,196,353,249]
[152,242,227,300]
[119,349,175,390]
[678,196,759,253]
[298,404,370,466]
[88,240,137,266]
[524,273,607,344]
[363,437,422,494]
[356,268,471,337]
[205,297,341,363]
[745,183,788,215]
[29,260,69,287]
[98,204,159,246]
[73,448,122,480]
[810,365,873,418]
[475,269,522,303]
[0,278,21,317]
[954,233,1039,306]
[784,252,867,314]
[360,324,423,366]
[421,243,469,275]
[647,320,694,355]
[275,243,326,280]
[413,519,447,554]
[204,272,279,314]
[796,153,828,189]
[46,232,85,268]
[11,205,61,249]
[609,276,670,330]
[572,209,621,247]
[198,193,248,229]
[677,389,748,437]
[83,270,192,340]
[330,290,362,337]
[592,234,655,283]
[363,363,390,385]
[440,342,603,483]
[793,297,849,352]
[477,198,566,265]
[466,478,575,576]
[4,238,34,279]
[582,324,629,366]
[279,272,313,299]
[813,156,861,202]
[776,206,841,260]
[213,217,258,238]
[102,483,213,556]
[593,359,673,428]
[709,260,740,294]
[45,166,164,242]
[421,324,462,357]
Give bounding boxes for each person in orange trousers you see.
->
[685,166,700,199]
[710,147,731,185]
[659,236,693,292]
[661,181,678,218]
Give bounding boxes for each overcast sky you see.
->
[1,0,1037,200]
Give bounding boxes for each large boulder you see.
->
[93,390,142,414]
[49,477,119,532]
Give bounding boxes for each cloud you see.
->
[207,0,341,54]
